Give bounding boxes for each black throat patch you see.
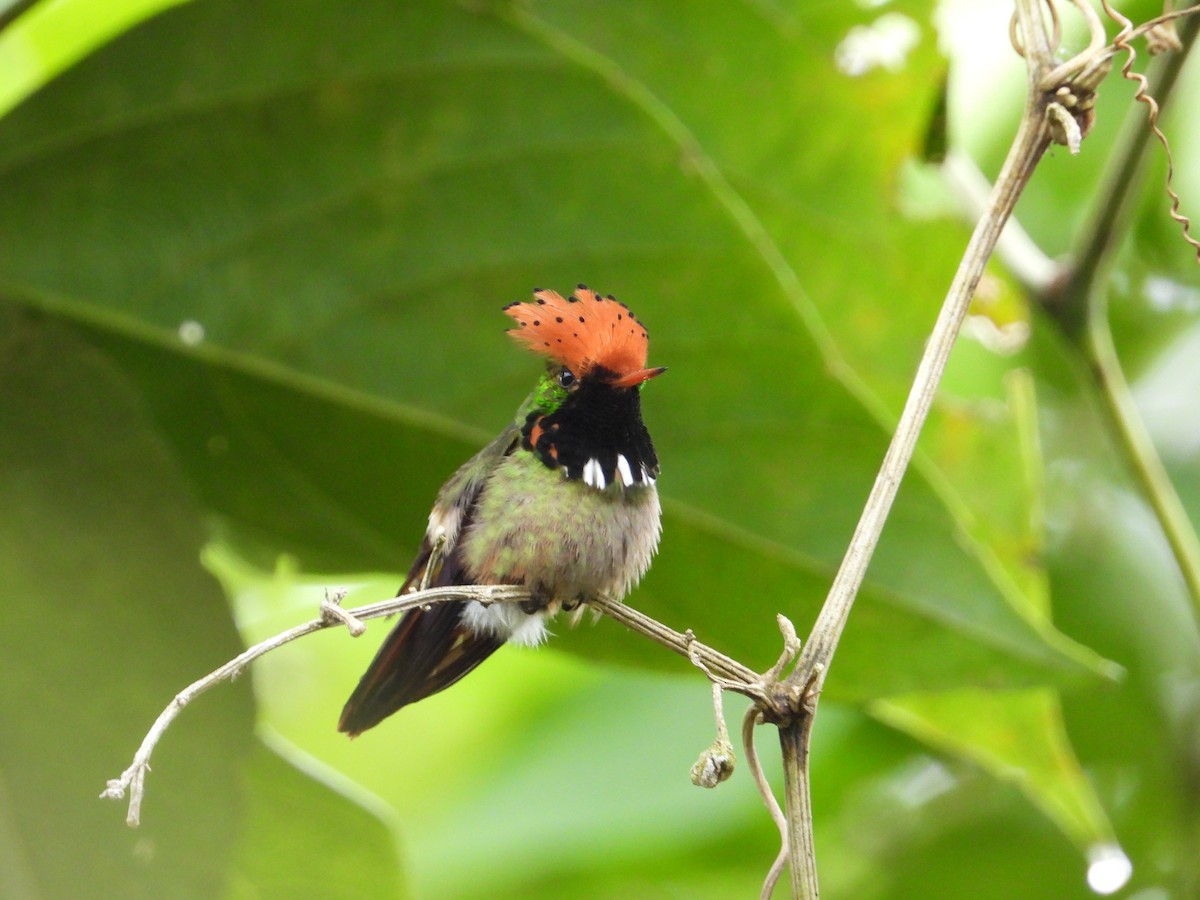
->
[521,377,659,490]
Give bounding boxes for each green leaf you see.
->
[8,1,1181,892]
[870,688,1113,851]
[0,0,187,118]
[0,0,1109,700]
[0,302,254,897]
[229,736,405,899]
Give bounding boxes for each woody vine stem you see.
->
[775,1,1200,897]
[101,3,1198,898]
[769,2,1053,893]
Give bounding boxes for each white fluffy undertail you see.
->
[459,600,549,647]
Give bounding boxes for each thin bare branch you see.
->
[941,151,1058,293]
[777,2,1061,894]
[319,587,365,635]
[102,583,530,826]
[784,33,1053,696]
[104,581,779,827]
[779,716,818,899]
[592,596,763,697]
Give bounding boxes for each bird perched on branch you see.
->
[339,285,665,736]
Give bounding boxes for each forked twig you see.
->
[774,2,1066,894]
[101,583,529,826]
[684,618,800,898]
[105,585,777,827]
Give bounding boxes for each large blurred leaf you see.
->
[0,303,403,898]
[12,0,1190,894]
[0,0,186,116]
[870,688,1113,852]
[0,0,1108,699]
[229,735,405,898]
[0,302,253,897]
[1032,317,1200,895]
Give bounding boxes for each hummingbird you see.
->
[338,285,665,736]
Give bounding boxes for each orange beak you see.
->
[611,366,667,389]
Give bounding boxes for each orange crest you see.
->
[503,285,649,377]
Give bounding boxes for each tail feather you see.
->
[338,601,503,736]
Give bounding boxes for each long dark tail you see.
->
[338,600,503,736]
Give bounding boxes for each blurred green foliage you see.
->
[1,0,1198,897]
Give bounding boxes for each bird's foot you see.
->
[518,586,552,615]
[560,593,587,613]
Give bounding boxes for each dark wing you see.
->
[337,425,519,736]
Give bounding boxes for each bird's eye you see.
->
[557,368,576,388]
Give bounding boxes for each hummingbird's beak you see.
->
[612,366,667,388]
